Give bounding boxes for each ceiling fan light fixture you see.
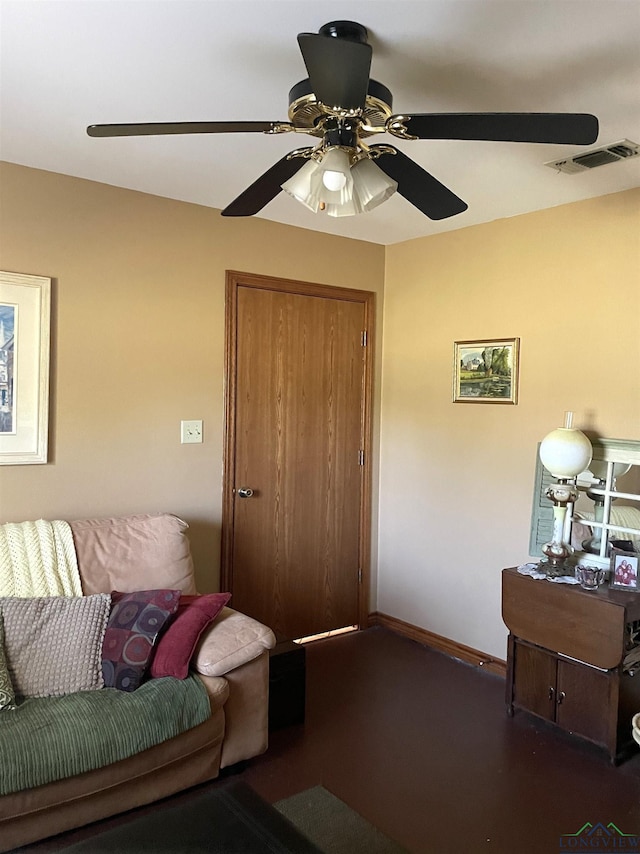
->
[351,157,398,212]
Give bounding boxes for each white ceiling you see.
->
[1,0,639,245]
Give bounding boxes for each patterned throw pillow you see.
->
[0,614,16,710]
[102,589,180,692]
[149,593,231,679]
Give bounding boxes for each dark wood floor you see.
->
[18,627,640,853]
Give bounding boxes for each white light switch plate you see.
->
[181,420,203,444]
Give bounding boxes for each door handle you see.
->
[237,487,254,498]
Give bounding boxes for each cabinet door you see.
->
[556,659,615,749]
[513,643,556,721]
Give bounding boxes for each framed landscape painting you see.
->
[453,338,520,404]
[0,271,51,464]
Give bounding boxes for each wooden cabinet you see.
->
[502,567,640,763]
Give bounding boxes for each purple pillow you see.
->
[149,593,231,679]
[102,589,181,691]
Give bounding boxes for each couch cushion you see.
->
[0,614,16,710]
[0,674,213,795]
[102,589,180,692]
[149,593,231,680]
[193,607,276,677]
[0,595,111,699]
[70,514,197,596]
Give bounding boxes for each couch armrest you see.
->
[192,607,275,677]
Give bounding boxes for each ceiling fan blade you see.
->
[371,145,468,220]
[221,151,311,217]
[87,121,289,138]
[297,33,372,110]
[389,113,599,145]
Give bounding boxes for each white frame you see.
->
[569,438,640,570]
[0,271,51,464]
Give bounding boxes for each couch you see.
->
[0,513,276,852]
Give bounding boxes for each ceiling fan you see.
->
[87,20,599,221]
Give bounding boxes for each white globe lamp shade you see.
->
[589,458,632,481]
[540,428,593,479]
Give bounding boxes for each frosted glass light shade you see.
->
[325,197,363,217]
[540,427,593,479]
[281,160,323,212]
[309,148,354,206]
[282,150,397,218]
[351,158,397,212]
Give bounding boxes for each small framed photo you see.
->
[610,548,639,591]
[453,338,520,404]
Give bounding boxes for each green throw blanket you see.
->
[0,675,211,795]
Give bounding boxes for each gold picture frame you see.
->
[0,271,51,464]
[453,338,520,404]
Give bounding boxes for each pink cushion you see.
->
[70,514,197,596]
[149,593,231,679]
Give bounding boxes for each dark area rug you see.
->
[275,785,408,854]
[55,780,407,853]
[58,781,321,853]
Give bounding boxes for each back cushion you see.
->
[70,514,197,596]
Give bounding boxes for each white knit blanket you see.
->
[0,520,82,597]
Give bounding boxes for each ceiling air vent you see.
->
[545,139,640,175]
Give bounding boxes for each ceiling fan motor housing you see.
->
[288,78,394,137]
[318,21,369,43]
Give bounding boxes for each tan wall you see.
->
[379,188,640,661]
[2,162,639,660]
[0,163,385,593]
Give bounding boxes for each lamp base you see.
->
[539,480,579,578]
[538,539,576,577]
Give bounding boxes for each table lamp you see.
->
[539,411,593,576]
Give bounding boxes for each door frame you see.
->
[221,270,376,631]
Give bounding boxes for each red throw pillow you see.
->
[149,593,231,679]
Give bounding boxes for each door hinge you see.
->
[358,568,363,583]
[361,330,368,347]
[358,449,365,466]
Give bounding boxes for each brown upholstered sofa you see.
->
[0,513,276,852]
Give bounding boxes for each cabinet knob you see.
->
[557,691,566,705]
[548,686,555,700]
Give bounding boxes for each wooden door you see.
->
[222,271,374,640]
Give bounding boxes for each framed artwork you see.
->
[0,271,51,464]
[453,338,520,404]
[610,548,639,592]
